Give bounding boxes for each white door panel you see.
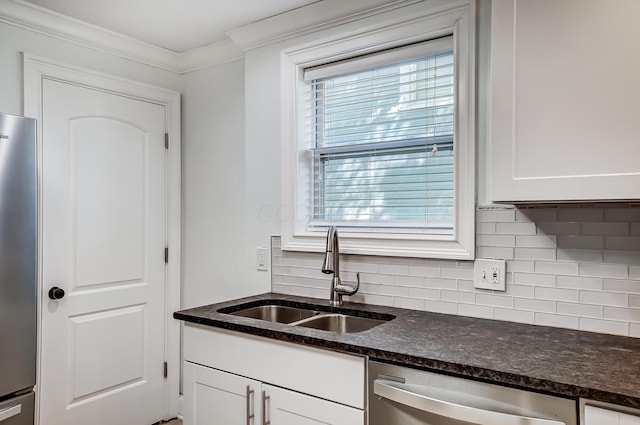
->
[40,78,167,425]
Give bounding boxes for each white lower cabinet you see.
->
[262,384,363,425]
[584,405,640,425]
[184,362,262,425]
[182,324,366,425]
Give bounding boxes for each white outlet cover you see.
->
[473,259,506,291]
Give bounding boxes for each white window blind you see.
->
[303,37,455,234]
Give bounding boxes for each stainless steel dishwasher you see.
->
[369,361,577,425]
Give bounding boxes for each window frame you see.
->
[280,1,476,260]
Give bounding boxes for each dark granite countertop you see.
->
[174,292,640,409]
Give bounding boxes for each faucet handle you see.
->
[335,272,360,296]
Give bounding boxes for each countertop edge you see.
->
[173,309,640,409]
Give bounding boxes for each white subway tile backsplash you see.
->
[393,297,425,310]
[557,301,602,318]
[603,279,640,294]
[581,222,629,236]
[425,300,458,314]
[557,235,604,250]
[579,263,628,279]
[535,287,578,302]
[441,290,475,304]
[424,278,458,290]
[558,208,604,222]
[476,293,514,308]
[537,221,580,235]
[379,263,410,276]
[272,203,640,337]
[514,297,556,313]
[505,284,535,298]
[477,246,514,260]
[458,303,494,319]
[408,265,440,278]
[516,235,557,248]
[557,248,603,263]
[477,234,516,247]
[494,308,534,324]
[393,275,425,288]
[408,287,440,301]
[534,261,578,276]
[579,318,629,336]
[556,275,602,291]
[476,222,496,234]
[580,290,627,307]
[603,251,640,266]
[496,222,537,235]
[605,236,640,251]
[506,260,535,273]
[516,208,558,223]
[440,267,474,280]
[605,207,640,222]
[379,284,410,297]
[534,313,579,329]
[514,248,557,261]
[604,306,640,322]
[513,272,556,287]
[477,209,515,222]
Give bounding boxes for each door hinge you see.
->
[163,361,168,379]
[164,247,169,264]
[164,133,169,149]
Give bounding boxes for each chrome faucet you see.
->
[321,226,360,306]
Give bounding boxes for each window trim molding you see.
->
[280,0,476,260]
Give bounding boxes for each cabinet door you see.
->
[263,384,364,425]
[184,362,262,425]
[490,0,640,202]
[584,405,640,425]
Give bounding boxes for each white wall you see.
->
[0,21,180,115]
[181,59,258,307]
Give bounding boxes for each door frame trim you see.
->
[23,53,182,424]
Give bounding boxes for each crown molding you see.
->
[0,0,243,74]
[1,0,426,73]
[226,0,424,51]
[177,39,243,73]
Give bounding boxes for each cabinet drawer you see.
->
[184,324,365,409]
[584,405,640,425]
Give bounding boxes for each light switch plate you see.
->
[474,259,506,291]
[256,247,269,271]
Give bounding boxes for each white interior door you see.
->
[39,78,167,425]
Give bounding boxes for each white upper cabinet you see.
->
[489,0,640,202]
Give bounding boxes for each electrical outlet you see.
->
[256,247,268,271]
[474,259,506,291]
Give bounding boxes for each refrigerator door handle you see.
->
[0,404,21,422]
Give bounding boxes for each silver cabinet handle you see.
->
[261,391,270,425]
[0,404,21,422]
[374,379,566,425]
[246,386,255,425]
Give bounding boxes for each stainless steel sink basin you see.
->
[294,313,387,333]
[226,305,320,324]
[219,300,395,333]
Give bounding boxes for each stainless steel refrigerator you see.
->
[0,113,37,425]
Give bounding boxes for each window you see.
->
[281,2,475,259]
[306,38,454,233]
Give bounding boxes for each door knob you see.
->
[48,287,65,300]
